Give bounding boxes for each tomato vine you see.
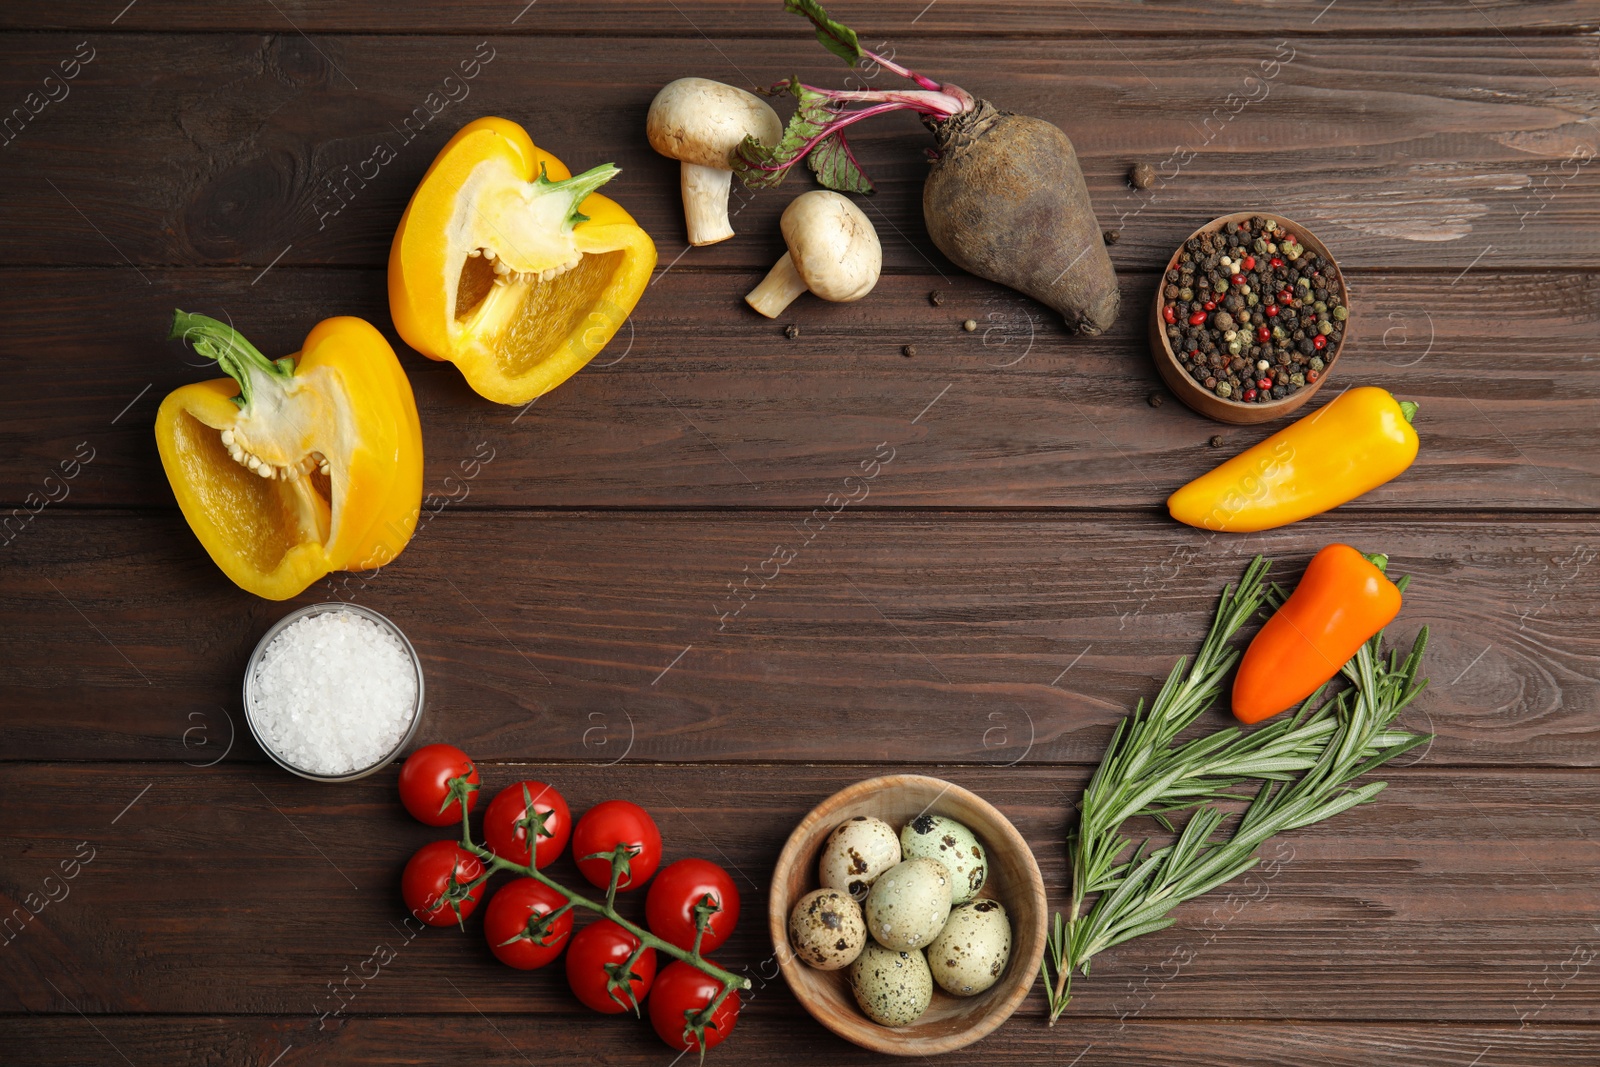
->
[437,782,749,1054]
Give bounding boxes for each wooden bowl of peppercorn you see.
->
[1150,212,1349,425]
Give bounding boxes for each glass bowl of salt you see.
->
[243,603,426,782]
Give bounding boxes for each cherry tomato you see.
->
[572,800,662,891]
[646,858,741,953]
[482,877,573,969]
[484,780,571,870]
[397,744,479,827]
[648,960,740,1054]
[565,918,657,1014]
[401,840,485,927]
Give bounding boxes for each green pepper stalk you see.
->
[169,310,296,409]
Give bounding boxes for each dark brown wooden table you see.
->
[4,3,1598,1063]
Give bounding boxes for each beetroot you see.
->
[733,0,1120,334]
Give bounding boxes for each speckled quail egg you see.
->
[819,816,902,901]
[900,814,987,905]
[788,887,868,971]
[863,857,952,952]
[849,940,934,1027]
[927,898,1011,996]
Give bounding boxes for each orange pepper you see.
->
[1233,544,1402,724]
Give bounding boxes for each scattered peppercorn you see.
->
[1104,229,1121,245]
[784,324,800,339]
[962,319,977,332]
[1209,434,1224,448]
[929,290,944,307]
[902,344,916,358]
[1148,392,1164,408]
[1161,217,1346,405]
[1129,162,1155,189]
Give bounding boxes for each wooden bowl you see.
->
[1150,211,1350,425]
[769,775,1047,1056]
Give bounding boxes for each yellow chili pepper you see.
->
[388,116,656,405]
[1168,386,1419,533]
[157,311,424,600]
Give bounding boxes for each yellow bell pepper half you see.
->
[157,311,425,600]
[388,116,656,405]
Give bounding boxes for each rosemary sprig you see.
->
[1042,557,1431,1024]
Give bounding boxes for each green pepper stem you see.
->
[536,161,621,227]
[169,310,294,408]
[1398,400,1419,424]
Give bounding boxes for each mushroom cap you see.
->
[646,77,783,170]
[780,190,883,303]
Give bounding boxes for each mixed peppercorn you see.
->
[1161,217,1346,404]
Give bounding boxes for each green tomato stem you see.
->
[459,840,750,995]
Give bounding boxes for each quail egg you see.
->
[900,814,987,905]
[927,898,1011,996]
[849,940,933,1027]
[788,887,868,971]
[863,857,952,952]
[819,816,902,901]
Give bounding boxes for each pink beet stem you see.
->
[859,46,943,92]
[800,85,969,115]
[740,100,931,174]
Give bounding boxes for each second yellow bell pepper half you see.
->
[157,311,424,600]
[388,117,656,405]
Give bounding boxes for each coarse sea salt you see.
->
[248,610,418,776]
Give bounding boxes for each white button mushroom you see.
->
[646,77,782,247]
[744,190,882,318]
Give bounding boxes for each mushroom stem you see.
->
[745,253,809,318]
[682,163,736,246]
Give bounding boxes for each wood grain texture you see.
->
[3,269,1596,511]
[4,3,1597,1060]
[1,763,1595,1023]
[4,1016,1600,1067]
[2,36,1597,271]
[5,512,1597,766]
[12,0,1598,35]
